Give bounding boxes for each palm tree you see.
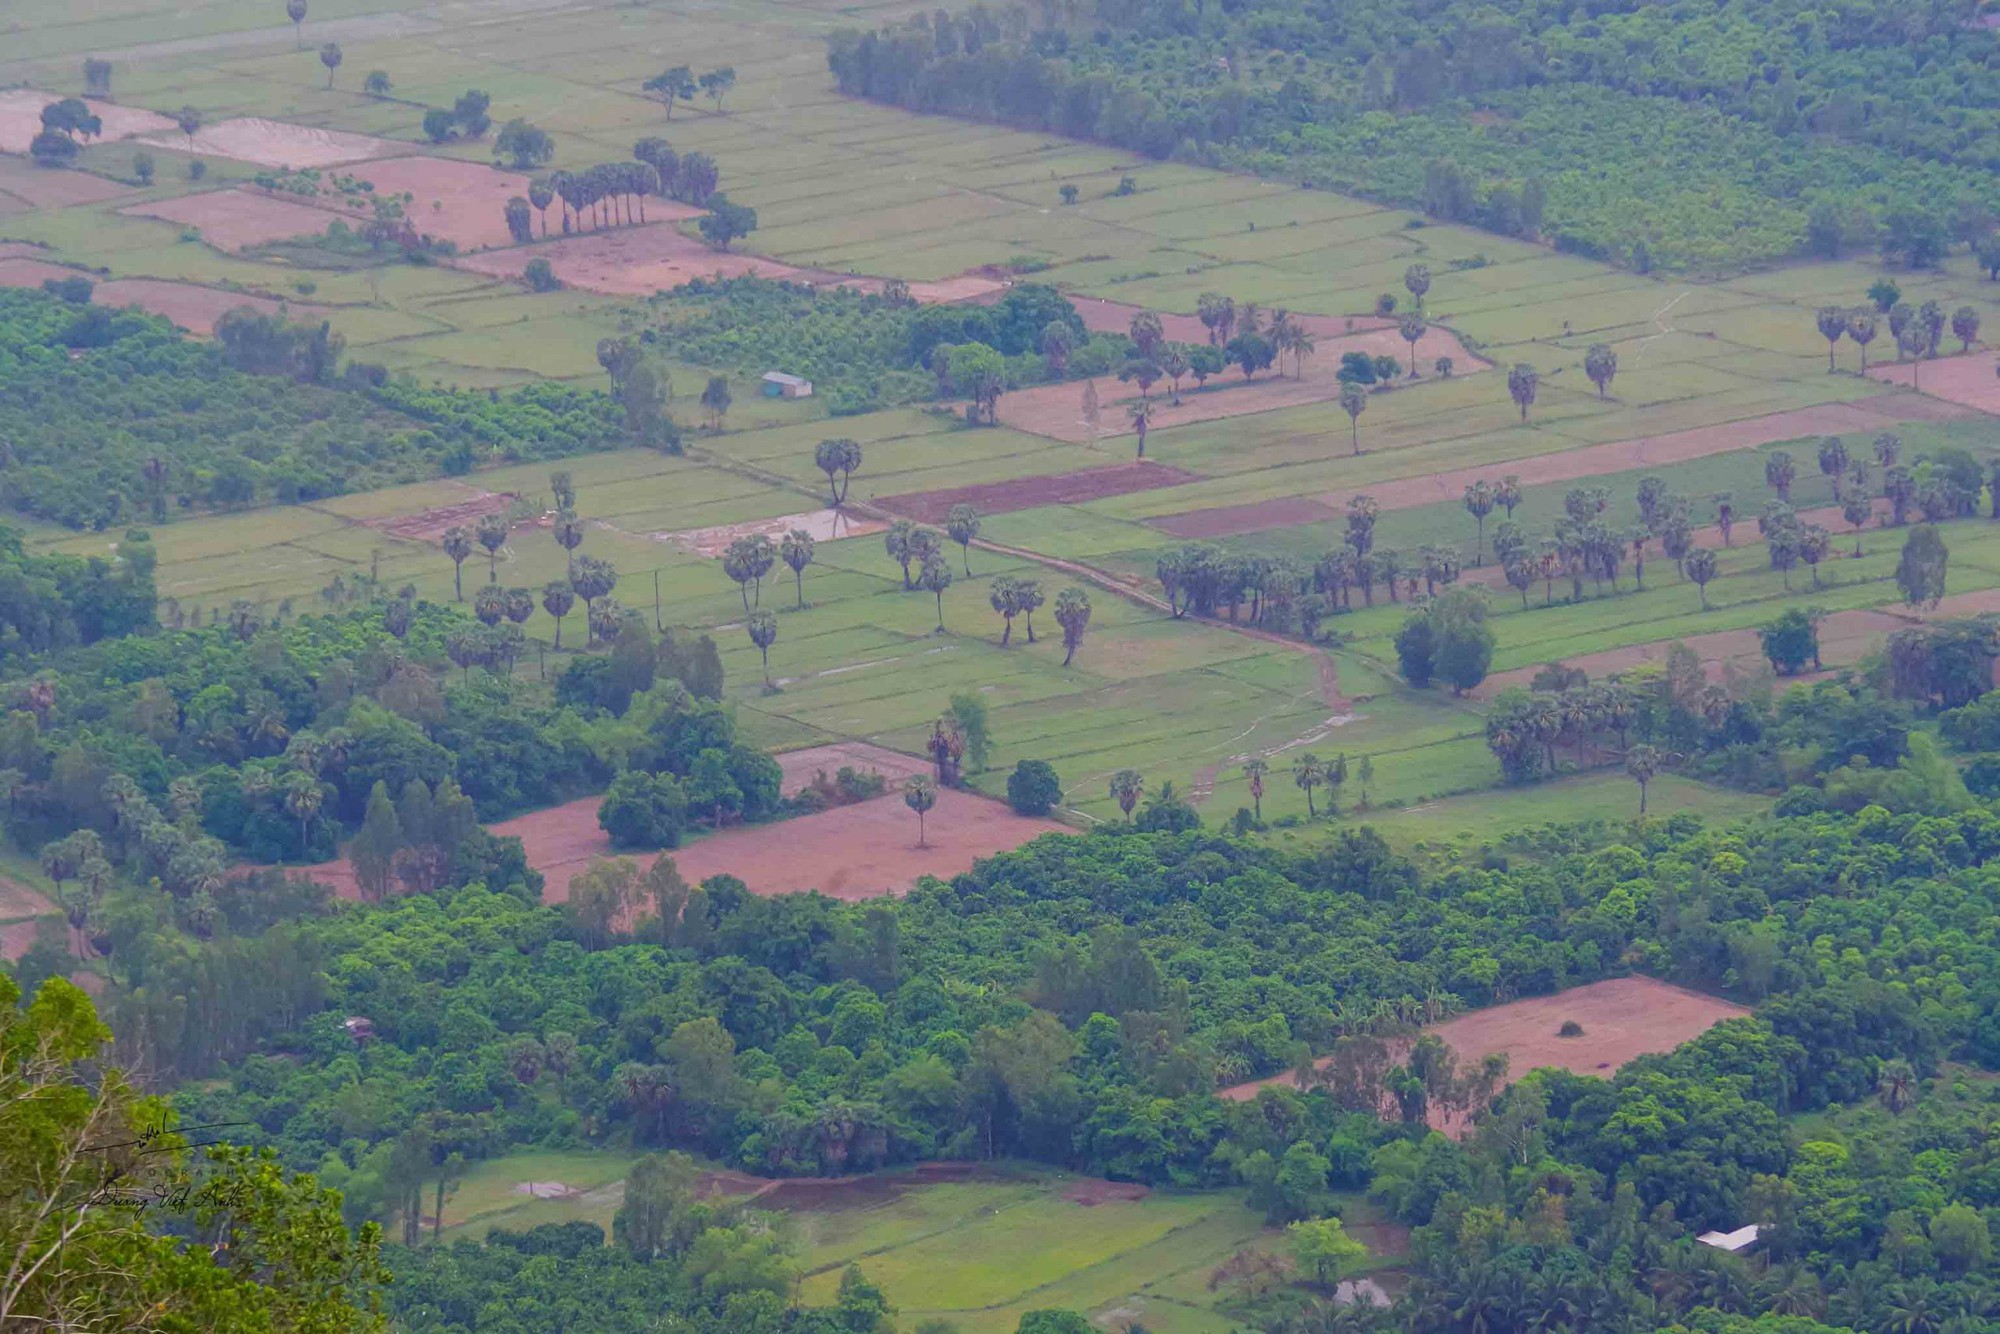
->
[903,775,936,847]
[1293,753,1326,817]
[1340,382,1367,455]
[1243,758,1267,822]
[552,510,585,574]
[476,512,509,582]
[1054,586,1091,666]
[1878,1057,1917,1113]
[747,610,778,686]
[1129,397,1153,458]
[781,528,816,607]
[1109,769,1143,821]
[541,582,575,649]
[1625,743,1661,813]
[442,526,473,600]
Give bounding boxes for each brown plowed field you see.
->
[364,489,522,543]
[998,322,1485,443]
[287,744,1060,904]
[125,188,345,252]
[1151,392,1973,539]
[1219,977,1748,1109]
[879,462,1202,524]
[0,259,325,334]
[137,117,397,169]
[1152,495,1339,539]
[451,219,821,297]
[0,90,175,153]
[323,157,565,251]
[0,157,135,209]
[1869,350,2000,414]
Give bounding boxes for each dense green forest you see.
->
[829,0,2000,268]
[0,288,630,529]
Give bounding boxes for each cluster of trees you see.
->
[505,139,727,243]
[26,96,102,167]
[827,0,2000,268]
[37,777,2000,1327]
[640,278,1124,416]
[593,692,782,850]
[420,89,496,144]
[1816,282,1982,376]
[643,64,737,116]
[0,289,629,528]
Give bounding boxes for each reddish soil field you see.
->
[97,279,324,335]
[550,786,1071,903]
[0,258,322,335]
[0,876,54,921]
[1220,977,1748,1104]
[124,188,342,252]
[0,90,176,154]
[290,744,1061,903]
[903,273,1008,303]
[138,117,397,169]
[0,156,135,209]
[879,461,1202,524]
[451,219,815,297]
[0,918,45,963]
[316,157,550,252]
[1869,351,2000,414]
[364,488,523,543]
[1151,392,1973,539]
[661,508,886,558]
[998,323,1484,444]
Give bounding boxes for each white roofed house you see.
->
[762,371,812,399]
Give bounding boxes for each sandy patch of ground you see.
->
[560,785,1070,903]
[770,741,931,794]
[998,324,1484,444]
[451,220,819,297]
[0,156,136,208]
[1061,1179,1150,1206]
[1220,976,1748,1104]
[1868,350,2000,414]
[659,508,886,558]
[0,90,176,154]
[0,259,323,335]
[878,462,1202,524]
[124,188,342,252]
[362,487,522,543]
[511,1181,581,1199]
[904,273,1008,303]
[1150,392,1973,539]
[138,117,397,169]
[318,156,550,252]
[0,876,54,920]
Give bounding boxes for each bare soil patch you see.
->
[1151,393,1974,539]
[1000,323,1483,443]
[363,487,522,543]
[879,461,1202,524]
[0,90,176,154]
[138,118,397,169]
[97,279,323,335]
[124,189,340,252]
[0,259,321,335]
[1220,977,1748,1103]
[0,875,54,921]
[903,273,1008,303]
[511,1181,581,1200]
[770,741,931,794]
[0,918,45,962]
[1061,1178,1150,1206]
[1869,351,2000,414]
[451,219,813,297]
[295,754,1067,904]
[660,508,886,558]
[318,157,543,252]
[0,156,135,208]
